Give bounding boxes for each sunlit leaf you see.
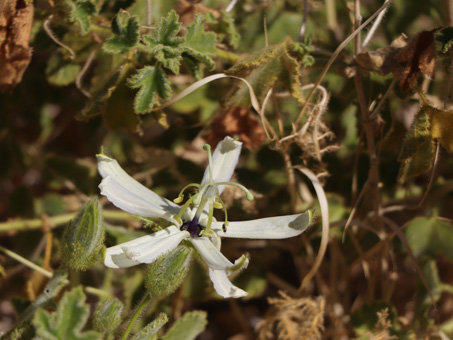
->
[424,104,453,153]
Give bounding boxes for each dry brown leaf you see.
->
[395,29,439,92]
[356,33,409,75]
[0,0,33,92]
[204,107,266,149]
[176,0,220,26]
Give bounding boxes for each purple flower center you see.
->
[180,217,205,238]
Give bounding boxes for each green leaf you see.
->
[424,104,453,153]
[397,108,435,182]
[93,297,124,333]
[128,65,171,113]
[131,313,168,340]
[144,245,193,297]
[71,0,97,35]
[206,11,240,48]
[405,217,453,260]
[61,197,104,271]
[33,287,101,340]
[161,311,207,340]
[46,52,80,86]
[148,10,184,47]
[103,14,140,54]
[436,26,453,53]
[184,15,216,55]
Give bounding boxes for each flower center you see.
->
[180,217,204,238]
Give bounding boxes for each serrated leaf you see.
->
[152,10,184,47]
[405,217,453,260]
[161,311,207,340]
[424,104,453,153]
[226,37,313,106]
[184,15,216,55]
[61,196,104,271]
[436,26,453,53]
[205,11,240,49]
[46,52,80,86]
[33,287,101,340]
[131,313,168,340]
[128,65,171,113]
[71,0,97,35]
[103,14,140,54]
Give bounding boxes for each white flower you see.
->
[98,136,312,298]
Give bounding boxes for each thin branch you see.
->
[361,0,391,49]
[299,0,308,42]
[76,49,96,98]
[225,0,239,12]
[44,15,75,59]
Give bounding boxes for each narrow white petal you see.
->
[123,230,189,264]
[190,237,235,270]
[209,268,248,298]
[104,226,181,268]
[200,136,242,195]
[212,211,313,239]
[97,154,180,223]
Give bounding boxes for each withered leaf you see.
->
[395,29,439,92]
[204,107,266,149]
[0,0,33,92]
[356,34,408,75]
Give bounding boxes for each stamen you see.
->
[215,195,229,232]
[204,201,214,234]
[203,144,213,182]
[175,194,197,224]
[215,182,254,201]
[173,183,201,203]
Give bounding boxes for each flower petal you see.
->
[211,211,313,239]
[104,226,182,268]
[97,154,180,223]
[201,136,242,195]
[209,269,248,298]
[123,230,189,264]
[190,237,235,270]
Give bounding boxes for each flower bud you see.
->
[144,245,193,297]
[93,297,124,333]
[61,196,104,270]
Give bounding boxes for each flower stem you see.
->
[122,294,152,340]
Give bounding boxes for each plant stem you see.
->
[0,210,133,233]
[122,294,152,340]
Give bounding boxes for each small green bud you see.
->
[131,313,168,340]
[93,297,124,333]
[144,245,193,297]
[61,196,104,270]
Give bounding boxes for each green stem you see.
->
[0,210,133,233]
[122,294,152,340]
[0,245,112,298]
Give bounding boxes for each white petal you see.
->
[201,136,242,195]
[97,154,180,223]
[123,230,189,264]
[209,268,248,298]
[190,237,235,270]
[211,211,313,239]
[104,226,181,268]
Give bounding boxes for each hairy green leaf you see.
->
[131,313,168,340]
[161,311,207,340]
[184,15,216,55]
[424,104,453,153]
[206,11,240,48]
[103,14,140,54]
[128,65,171,113]
[150,10,184,47]
[93,297,124,333]
[33,287,101,340]
[71,0,97,35]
